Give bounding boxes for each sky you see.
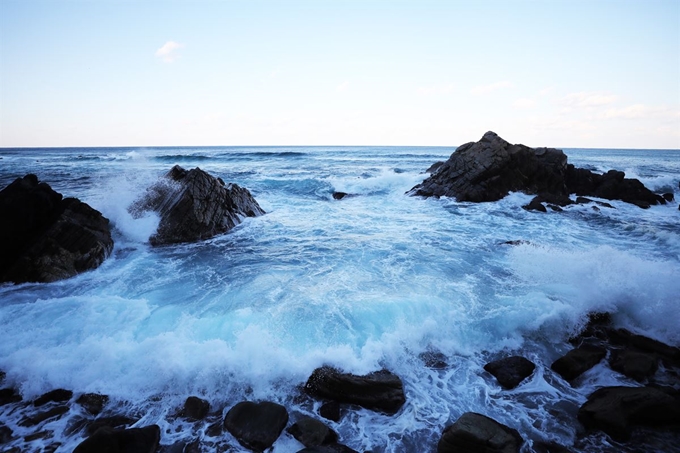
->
[0,0,679,149]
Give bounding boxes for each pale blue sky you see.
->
[1,0,678,148]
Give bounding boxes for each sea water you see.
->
[0,145,678,452]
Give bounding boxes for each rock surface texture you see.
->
[0,174,113,284]
[437,412,523,453]
[484,356,536,389]
[131,165,265,245]
[73,425,160,453]
[410,131,666,208]
[223,401,289,452]
[304,366,406,415]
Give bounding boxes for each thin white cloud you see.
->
[470,81,513,96]
[560,91,617,107]
[417,84,455,96]
[336,81,350,92]
[600,104,680,120]
[513,98,537,109]
[155,41,185,63]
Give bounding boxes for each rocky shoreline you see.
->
[1,311,678,452]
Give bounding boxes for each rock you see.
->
[483,356,536,389]
[34,389,73,406]
[662,192,674,202]
[419,350,448,369]
[609,349,658,382]
[223,401,289,452]
[73,425,161,453]
[85,415,139,435]
[0,174,113,283]
[319,401,341,422]
[523,197,547,212]
[287,416,338,447]
[76,393,109,415]
[410,131,568,202]
[19,405,69,427]
[297,444,359,453]
[565,166,664,208]
[551,345,606,382]
[437,412,523,453]
[0,424,14,444]
[131,165,265,245]
[332,192,348,200]
[426,161,445,174]
[577,386,680,441]
[181,396,210,420]
[0,388,22,406]
[604,328,680,369]
[304,366,406,415]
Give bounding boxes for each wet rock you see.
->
[551,345,606,382]
[206,420,223,437]
[319,401,341,422]
[182,396,210,420]
[531,441,574,453]
[577,386,680,441]
[76,393,109,415]
[223,401,289,452]
[131,165,265,245]
[85,415,139,435]
[332,192,349,200]
[523,197,547,212]
[305,366,406,415]
[24,430,53,442]
[483,356,536,389]
[604,328,680,368]
[426,161,445,174]
[420,350,448,369]
[287,416,338,447]
[0,174,114,283]
[437,412,523,453]
[609,349,658,382]
[297,444,359,453]
[0,387,22,406]
[565,166,665,208]
[19,405,69,427]
[34,389,73,406]
[73,425,161,453]
[0,424,14,443]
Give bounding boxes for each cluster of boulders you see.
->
[0,165,265,284]
[2,315,678,452]
[409,131,675,211]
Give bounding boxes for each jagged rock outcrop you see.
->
[304,366,406,415]
[437,412,523,453]
[131,165,265,245]
[0,174,113,284]
[551,345,607,382]
[410,131,666,209]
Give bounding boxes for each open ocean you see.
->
[1,145,679,452]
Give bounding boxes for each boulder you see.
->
[34,389,73,406]
[287,416,338,448]
[0,174,113,283]
[608,349,658,382]
[304,366,406,415]
[319,401,341,422]
[76,393,109,416]
[565,166,665,207]
[297,445,359,453]
[181,396,210,420]
[73,425,161,453]
[483,356,536,389]
[131,165,265,245]
[223,401,289,452]
[577,386,680,441]
[19,405,69,427]
[0,388,22,406]
[410,131,568,201]
[437,412,523,453]
[550,345,606,382]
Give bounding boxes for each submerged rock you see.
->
[483,356,536,389]
[223,401,288,452]
[73,425,161,453]
[131,165,265,245]
[551,345,606,382]
[577,386,680,441]
[437,412,523,453]
[75,393,109,416]
[608,349,658,382]
[0,174,113,284]
[181,396,210,420]
[304,366,406,415]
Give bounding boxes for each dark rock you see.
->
[73,425,161,453]
[437,412,523,453]
[420,350,448,369]
[410,131,568,202]
[131,165,265,245]
[501,240,531,246]
[0,387,22,406]
[551,345,606,382]
[605,328,680,368]
[181,396,210,420]
[426,161,445,174]
[19,405,69,427]
[565,165,664,208]
[531,441,573,453]
[85,415,138,435]
[319,401,341,422]
[575,196,593,204]
[0,175,113,283]
[523,197,547,212]
[577,386,680,441]
[332,192,348,200]
[76,393,109,415]
[662,192,674,202]
[0,424,14,443]
[609,349,658,382]
[483,356,536,389]
[223,401,289,452]
[34,388,73,406]
[206,420,223,437]
[287,416,338,447]
[305,366,406,415]
[297,444,359,453]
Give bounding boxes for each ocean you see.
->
[0,145,679,452]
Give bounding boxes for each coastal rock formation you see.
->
[304,366,406,415]
[437,412,523,453]
[577,386,680,441]
[181,396,210,420]
[223,401,289,451]
[551,345,606,382]
[131,165,265,245]
[483,356,536,389]
[0,174,113,284]
[287,416,338,448]
[410,131,666,209]
[73,425,161,453]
